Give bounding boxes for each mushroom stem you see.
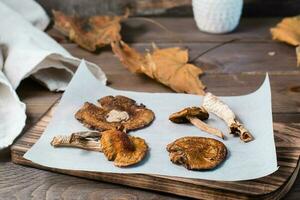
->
[230,120,253,143]
[186,116,224,139]
[51,131,102,152]
[203,93,254,142]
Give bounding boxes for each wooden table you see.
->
[1,17,300,199]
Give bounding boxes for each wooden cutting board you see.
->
[11,102,300,199]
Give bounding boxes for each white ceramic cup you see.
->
[192,0,243,34]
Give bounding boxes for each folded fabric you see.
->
[1,0,49,30]
[0,0,107,149]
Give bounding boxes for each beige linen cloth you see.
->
[0,0,107,149]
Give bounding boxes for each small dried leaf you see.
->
[112,41,206,95]
[53,10,129,52]
[270,16,300,46]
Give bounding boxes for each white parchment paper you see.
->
[24,61,278,181]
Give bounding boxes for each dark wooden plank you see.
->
[242,0,300,17]
[0,162,181,200]
[47,17,281,43]
[37,0,190,16]
[121,18,280,43]
[61,42,299,73]
[272,114,300,123]
[37,0,300,17]
[16,78,61,127]
[287,172,300,200]
[195,42,298,73]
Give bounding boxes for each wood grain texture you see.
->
[48,17,281,43]
[16,79,61,128]
[0,162,181,200]
[10,104,300,199]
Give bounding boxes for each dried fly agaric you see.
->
[53,9,129,52]
[101,130,148,167]
[51,130,148,167]
[167,137,227,170]
[169,107,224,139]
[203,93,254,142]
[75,95,154,132]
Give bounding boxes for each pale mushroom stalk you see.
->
[169,107,224,139]
[51,131,102,152]
[203,93,254,142]
[186,116,224,139]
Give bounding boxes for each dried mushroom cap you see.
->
[101,130,148,167]
[169,107,209,123]
[75,95,155,132]
[167,137,227,170]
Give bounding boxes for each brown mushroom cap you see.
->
[169,106,209,123]
[75,95,155,132]
[100,130,148,167]
[167,137,227,170]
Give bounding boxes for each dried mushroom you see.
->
[167,137,227,170]
[75,95,155,132]
[53,10,129,52]
[51,130,148,167]
[51,131,102,152]
[203,93,254,142]
[100,130,148,167]
[169,107,224,139]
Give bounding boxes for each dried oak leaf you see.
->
[101,130,148,167]
[111,41,206,95]
[167,136,227,170]
[271,16,300,46]
[75,95,155,132]
[270,16,300,66]
[53,10,129,52]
